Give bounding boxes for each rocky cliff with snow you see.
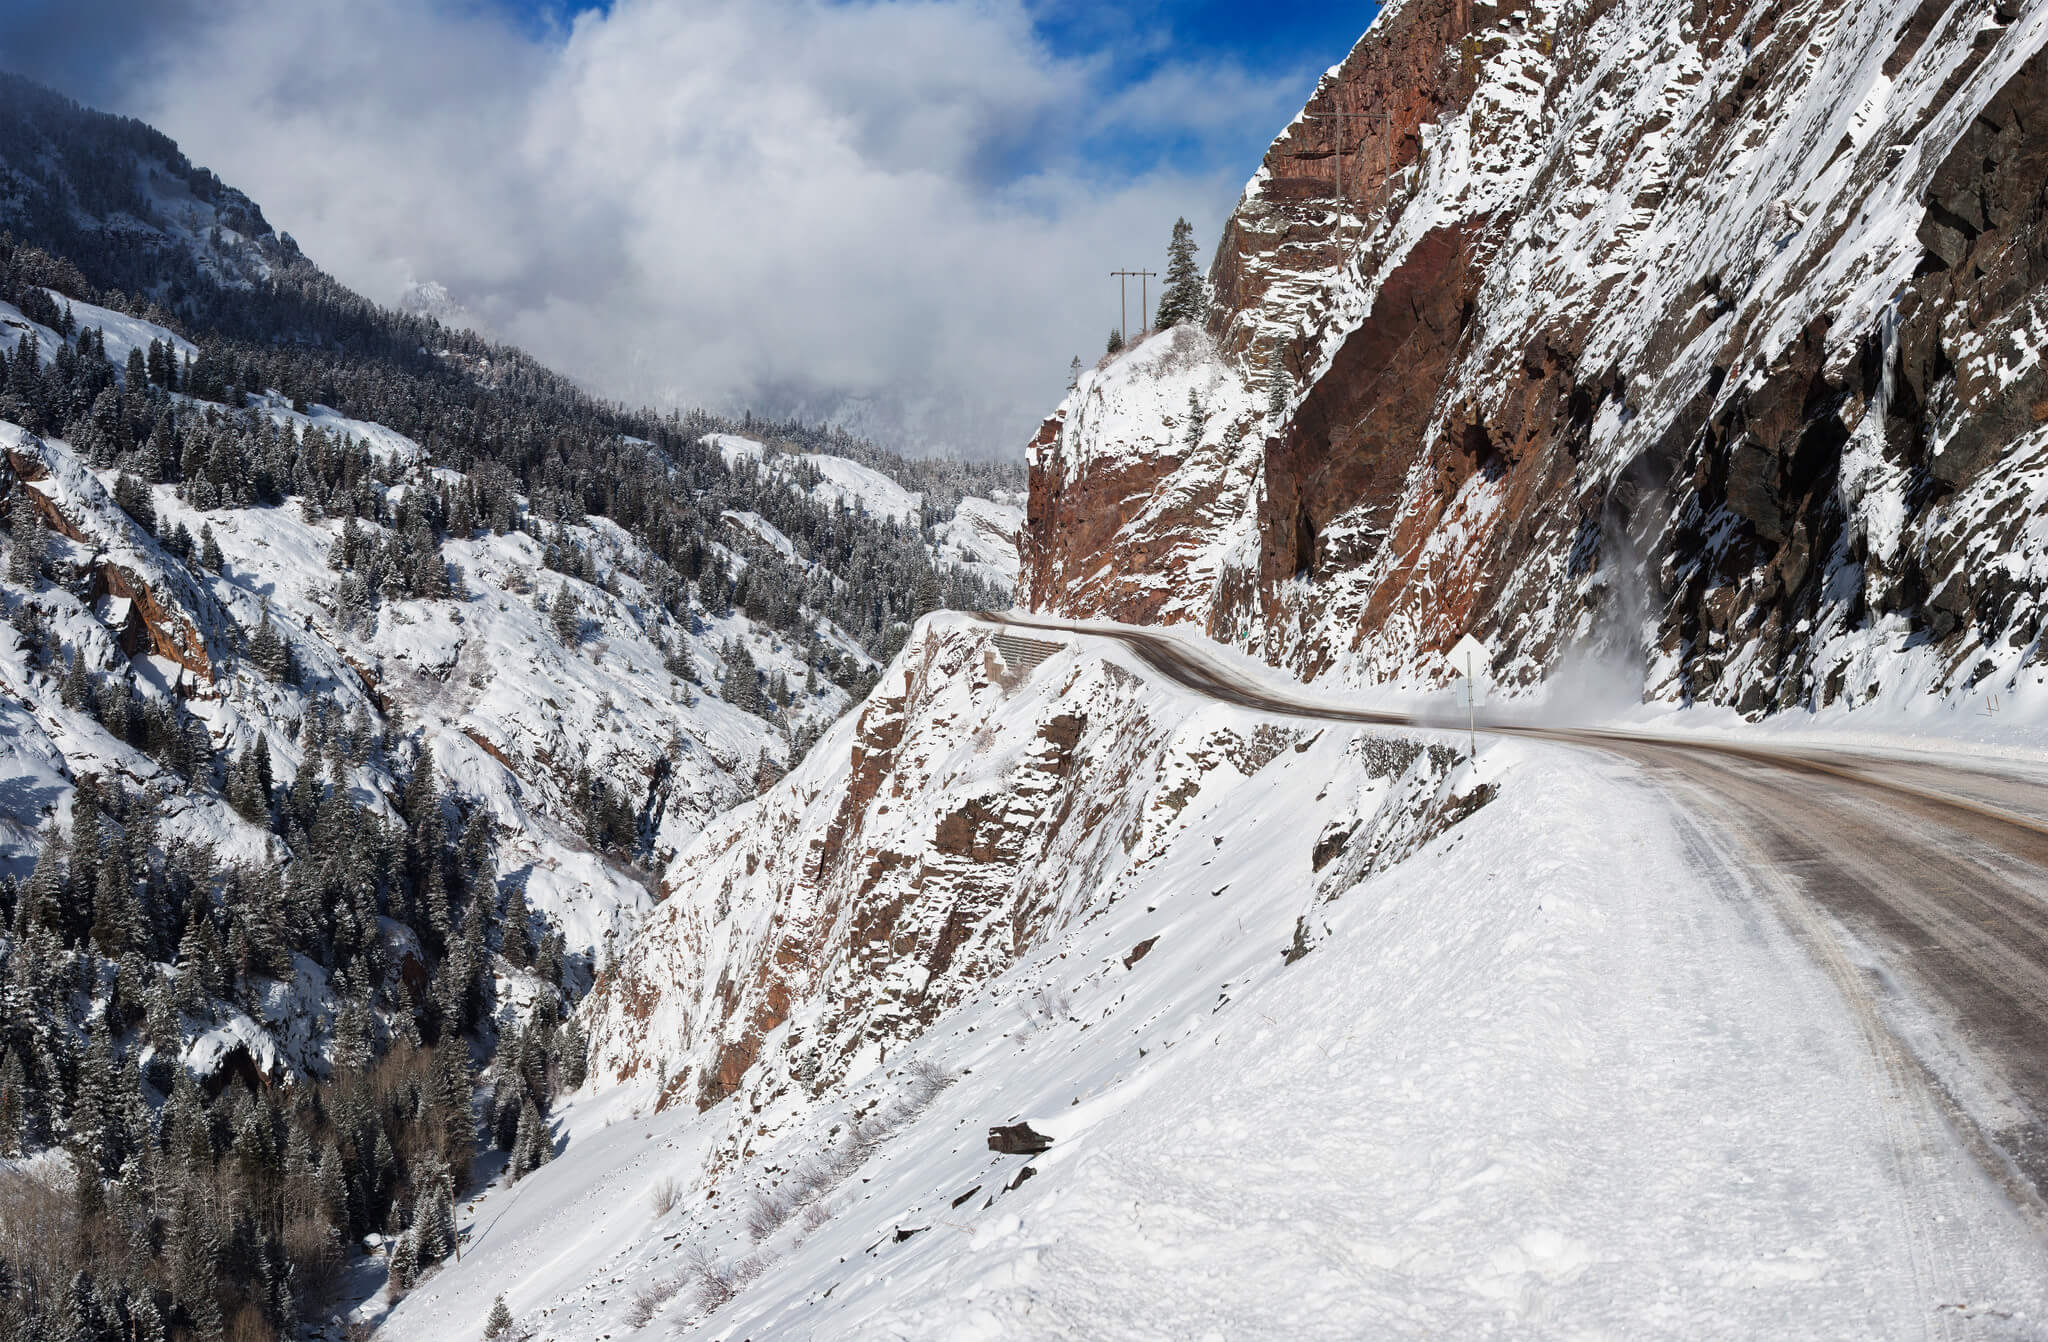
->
[1027,0,2048,713]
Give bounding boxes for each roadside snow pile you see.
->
[375,617,2048,1339]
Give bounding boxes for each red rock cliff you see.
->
[1026,0,2048,712]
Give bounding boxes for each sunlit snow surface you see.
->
[373,616,2048,1339]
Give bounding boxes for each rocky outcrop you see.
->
[1026,0,2048,711]
[579,617,1370,1157]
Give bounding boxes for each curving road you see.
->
[983,611,2048,1226]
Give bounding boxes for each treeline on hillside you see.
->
[0,231,1010,667]
[0,736,584,1337]
[0,72,1027,1338]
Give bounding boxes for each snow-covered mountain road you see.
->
[984,611,2048,1225]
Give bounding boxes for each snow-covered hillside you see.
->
[377,616,2048,1338]
[709,431,1024,592]
[0,409,864,1070]
[0,75,1034,1340]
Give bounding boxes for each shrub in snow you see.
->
[623,1273,682,1328]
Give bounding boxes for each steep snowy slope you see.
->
[380,616,2048,1339]
[932,493,1026,593]
[1027,0,2048,719]
[0,78,1037,1339]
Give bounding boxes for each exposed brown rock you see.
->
[987,1122,1054,1155]
[90,562,212,681]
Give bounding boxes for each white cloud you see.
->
[126,0,1319,455]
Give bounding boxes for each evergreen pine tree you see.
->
[558,1016,588,1092]
[198,523,223,572]
[0,1048,26,1157]
[534,929,565,991]
[7,492,43,585]
[500,884,532,969]
[486,1295,515,1339]
[1183,389,1209,452]
[386,1229,416,1301]
[23,821,68,935]
[550,584,579,645]
[1155,216,1206,329]
[511,1095,551,1180]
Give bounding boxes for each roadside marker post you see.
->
[1446,633,1494,765]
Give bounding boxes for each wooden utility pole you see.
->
[1110,269,1156,345]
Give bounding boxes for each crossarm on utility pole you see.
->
[1110,269,1156,344]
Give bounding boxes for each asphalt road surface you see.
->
[983,611,2048,1224]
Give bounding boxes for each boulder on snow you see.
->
[987,1122,1054,1155]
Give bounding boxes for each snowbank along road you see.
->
[983,612,2048,1227]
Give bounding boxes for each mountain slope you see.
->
[385,617,2048,1339]
[1026,0,2048,718]
[354,6,2048,1336]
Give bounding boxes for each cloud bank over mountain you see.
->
[4,0,1344,456]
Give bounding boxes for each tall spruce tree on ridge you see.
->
[1155,217,1206,330]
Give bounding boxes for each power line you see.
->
[1109,269,1157,346]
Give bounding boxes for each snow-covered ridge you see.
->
[711,431,1023,591]
[708,432,923,523]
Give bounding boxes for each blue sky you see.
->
[491,1,1379,177]
[0,0,1383,455]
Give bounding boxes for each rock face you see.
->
[584,619,1197,1120]
[1025,0,2048,710]
[578,614,1496,1185]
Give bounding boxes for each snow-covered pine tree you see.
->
[249,611,291,681]
[7,492,44,584]
[386,1227,416,1300]
[500,883,533,969]
[198,522,223,572]
[1183,389,1209,453]
[550,583,579,645]
[111,471,154,534]
[511,1095,551,1180]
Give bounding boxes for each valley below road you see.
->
[988,612,2048,1244]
